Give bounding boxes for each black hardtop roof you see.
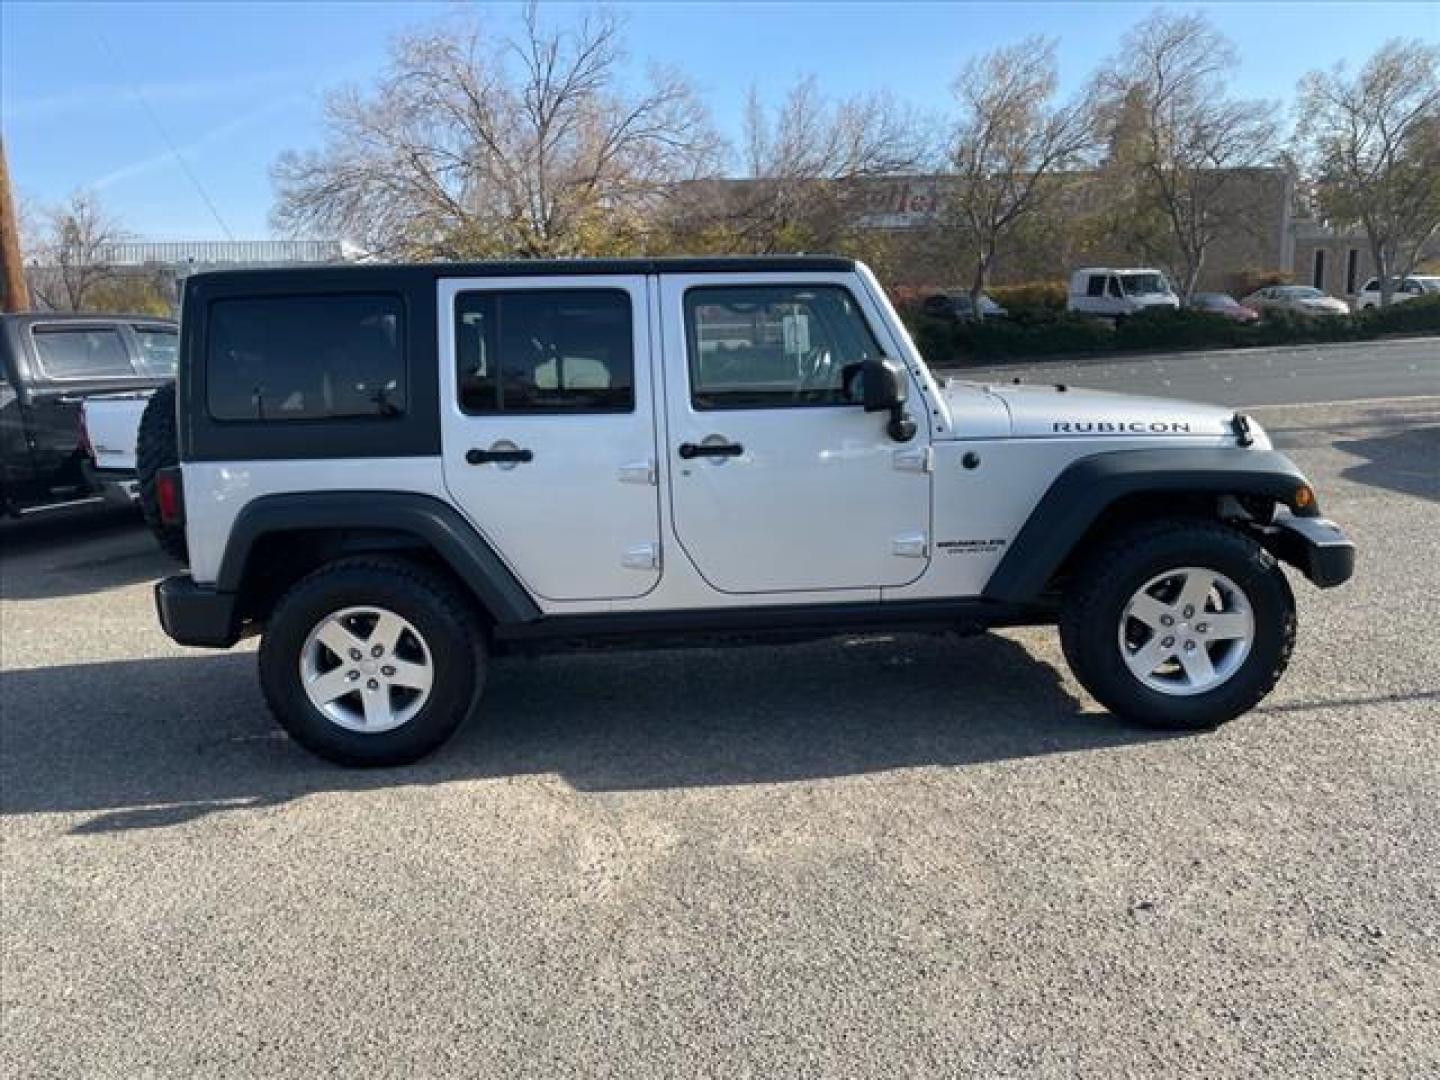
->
[186,254,857,288]
[2,311,177,326]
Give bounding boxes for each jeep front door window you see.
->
[684,285,882,409]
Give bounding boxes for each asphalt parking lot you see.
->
[3,396,1438,1078]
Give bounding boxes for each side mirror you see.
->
[859,357,917,443]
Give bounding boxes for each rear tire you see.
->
[136,382,188,563]
[259,557,485,766]
[1060,519,1295,731]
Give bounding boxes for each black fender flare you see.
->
[217,491,541,625]
[981,447,1317,603]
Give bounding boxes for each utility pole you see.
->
[0,136,30,312]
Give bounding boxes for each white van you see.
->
[1068,268,1180,320]
[1354,275,1440,310]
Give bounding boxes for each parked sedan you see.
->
[1187,292,1260,324]
[921,291,1009,322]
[1241,285,1351,319]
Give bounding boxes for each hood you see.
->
[945,381,1243,440]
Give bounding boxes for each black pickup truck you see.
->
[1,312,177,517]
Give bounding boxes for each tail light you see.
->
[155,467,184,526]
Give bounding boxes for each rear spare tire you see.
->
[136,381,187,563]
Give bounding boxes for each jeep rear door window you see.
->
[207,295,405,421]
[454,290,633,414]
[683,285,882,409]
[132,326,179,377]
[31,327,134,379]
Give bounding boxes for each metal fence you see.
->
[95,240,346,267]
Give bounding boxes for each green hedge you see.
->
[906,294,1440,366]
[1356,293,1440,335]
[986,281,1068,322]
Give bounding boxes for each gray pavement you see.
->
[2,396,1438,1078]
[942,334,1440,407]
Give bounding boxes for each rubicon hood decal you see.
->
[984,383,1236,438]
[1051,420,1195,434]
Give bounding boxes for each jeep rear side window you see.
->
[207,295,405,421]
[454,290,633,414]
[31,327,135,379]
[683,285,882,410]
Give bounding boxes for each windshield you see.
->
[133,326,179,377]
[1120,273,1169,296]
[1281,287,1324,299]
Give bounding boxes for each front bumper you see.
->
[155,575,242,648]
[1261,512,1355,588]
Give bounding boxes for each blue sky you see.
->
[3,1,1435,241]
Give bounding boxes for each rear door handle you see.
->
[678,441,743,459]
[466,447,533,465]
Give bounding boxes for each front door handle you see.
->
[466,446,533,465]
[678,441,743,460]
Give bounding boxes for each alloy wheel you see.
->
[299,606,434,733]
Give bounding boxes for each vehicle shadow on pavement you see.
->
[0,634,1179,833]
[1334,424,1440,503]
[0,509,172,601]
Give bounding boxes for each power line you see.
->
[94,33,236,241]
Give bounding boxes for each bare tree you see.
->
[272,5,722,259]
[28,190,131,311]
[1095,11,1278,300]
[944,37,1095,314]
[1295,40,1440,306]
[661,77,926,256]
[736,77,925,249]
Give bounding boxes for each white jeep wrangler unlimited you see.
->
[146,257,1354,766]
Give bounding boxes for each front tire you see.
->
[1060,520,1295,731]
[259,558,485,766]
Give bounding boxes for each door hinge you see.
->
[893,446,933,473]
[618,459,657,485]
[622,542,660,570]
[892,532,929,558]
